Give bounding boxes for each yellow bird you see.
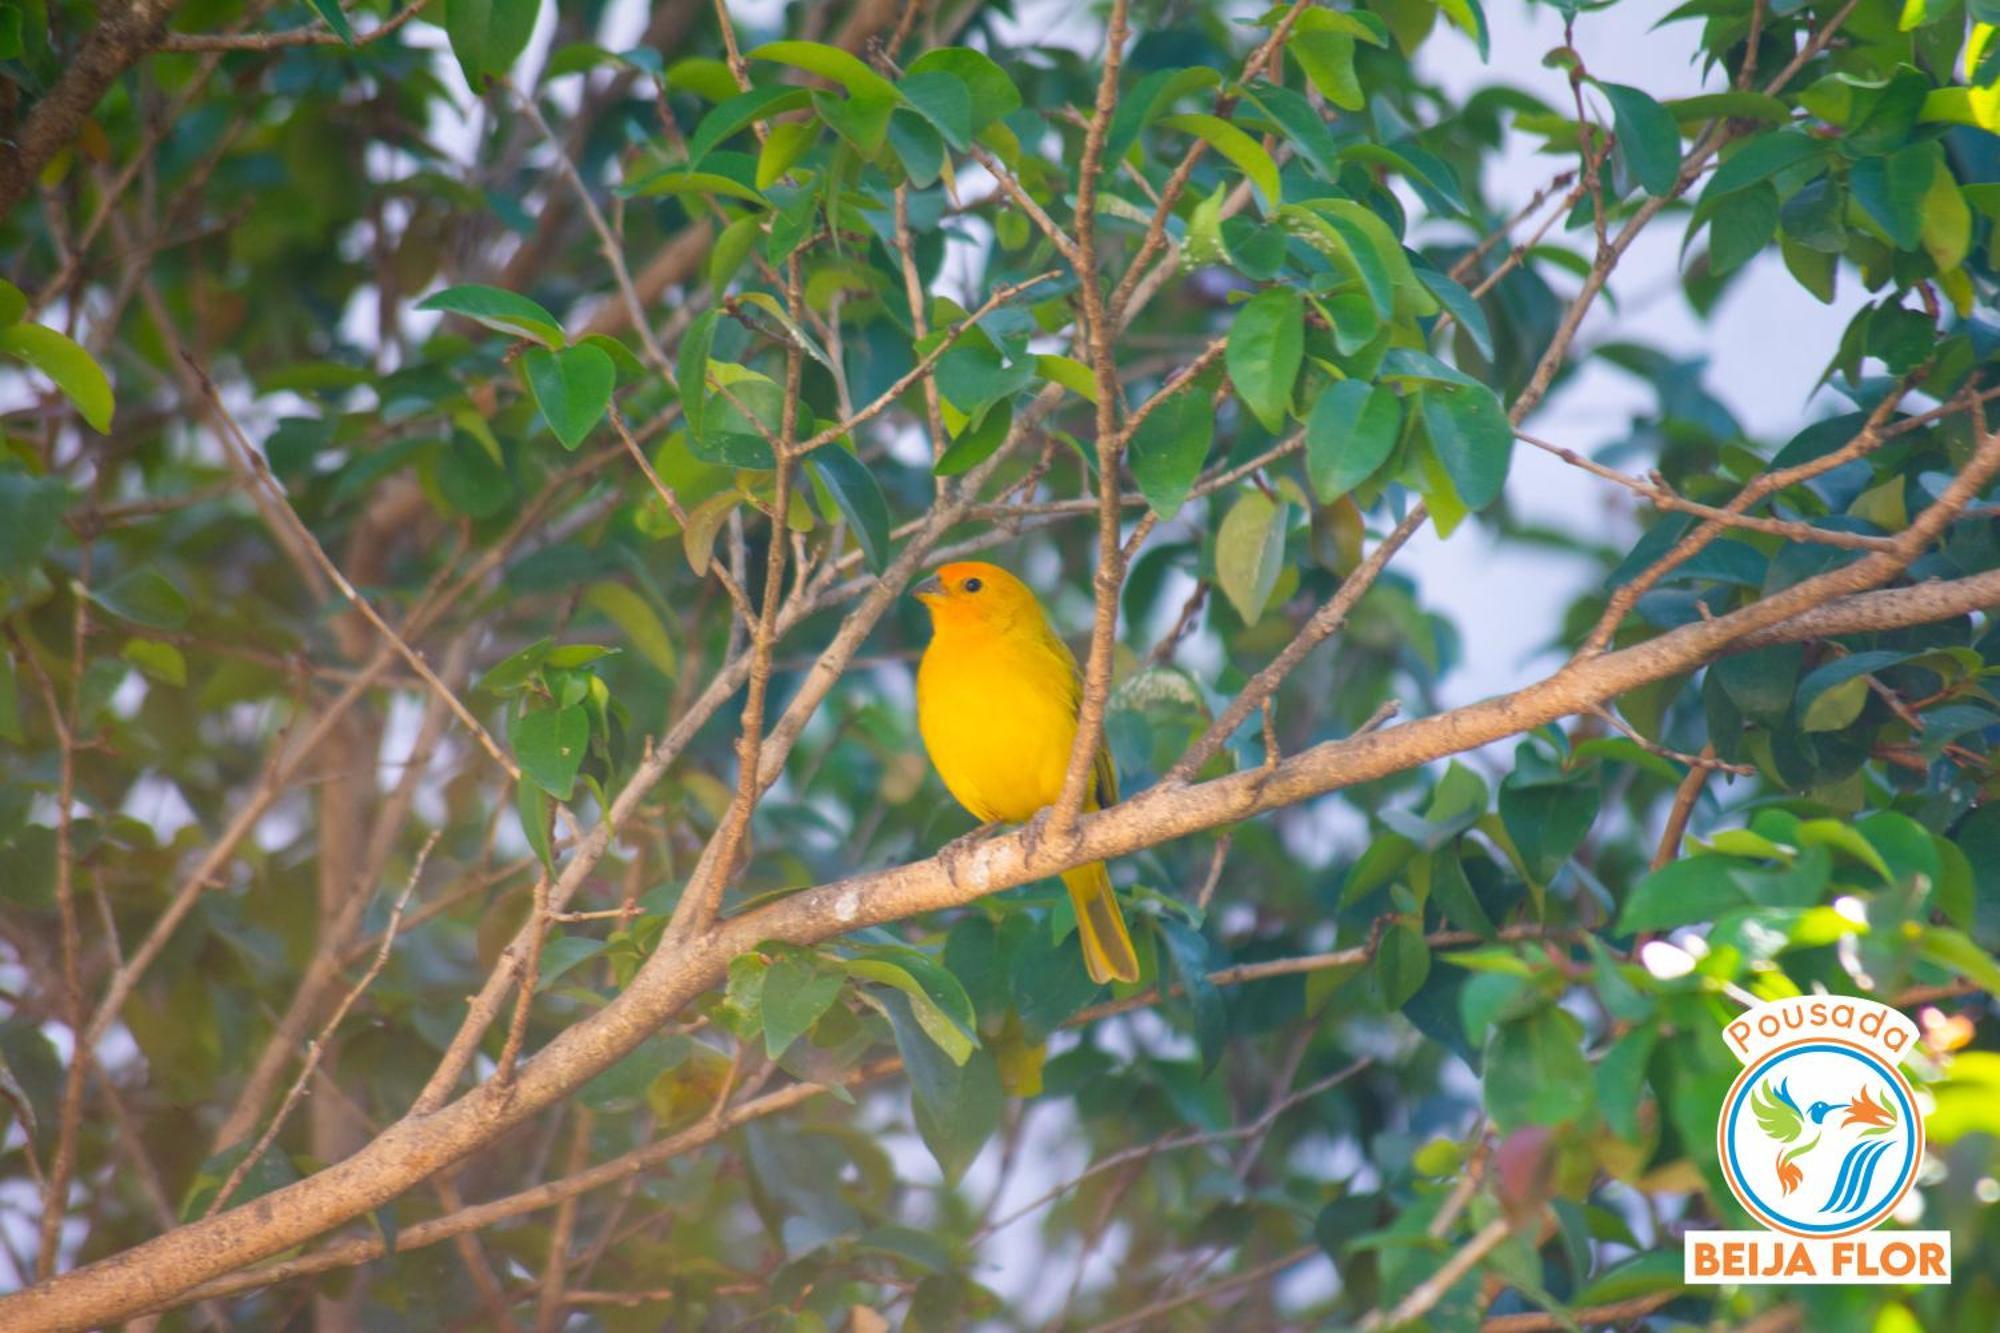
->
[913,561,1140,984]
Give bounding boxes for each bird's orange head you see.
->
[912,561,1044,634]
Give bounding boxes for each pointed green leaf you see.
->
[523,344,614,450]
[1419,380,1513,510]
[511,703,589,800]
[807,445,891,574]
[0,324,113,432]
[584,582,677,677]
[444,0,538,87]
[1216,491,1290,623]
[1128,382,1214,520]
[417,284,565,348]
[1158,113,1281,211]
[1599,83,1681,196]
[1307,380,1401,503]
[91,568,190,630]
[1225,286,1304,432]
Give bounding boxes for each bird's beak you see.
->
[913,574,944,605]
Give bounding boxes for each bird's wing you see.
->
[1751,1081,1803,1142]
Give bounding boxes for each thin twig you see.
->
[978,1058,1370,1239]
[161,0,425,50]
[181,356,522,782]
[205,832,440,1218]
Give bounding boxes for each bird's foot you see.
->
[939,821,1002,886]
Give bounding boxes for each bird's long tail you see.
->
[1061,861,1139,984]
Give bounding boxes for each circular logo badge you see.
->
[1718,1038,1923,1238]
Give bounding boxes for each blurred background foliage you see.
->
[4,0,2000,1328]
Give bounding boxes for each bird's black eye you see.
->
[963,577,983,593]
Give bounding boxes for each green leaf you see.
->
[754,121,819,190]
[1437,0,1491,59]
[1158,919,1226,1073]
[0,653,20,744]
[905,48,1020,133]
[1616,856,1750,932]
[91,568,190,630]
[896,70,972,150]
[1573,1250,1684,1307]
[476,637,552,695]
[887,110,945,186]
[1034,354,1098,403]
[934,399,1013,477]
[181,1143,301,1221]
[581,1034,690,1112]
[1499,763,1600,883]
[1705,131,1826,199]
[1595,1023,1657,1145]
[846,958,974,1065]
[1710,643,1802,723]
[1707,183,1778,276]
[444,0,539,87]
[1794,818,1892,884]
[1418,381,1513,510]
[1127,382,1214,520]
[1215,491,1290,624]
[1225,286,1304,433]
[1598,83,1680,196]
[664,57,741,103]
[0,470,69,581]
[1157,113,1282,211]
[518,779,553,873]
[687,87,812,168]
[1374,921,1431,1010]
[0,281,25,327]
[820,89,896,155]
[1919,157,1972,271]
[1237,80,1341,178]
[807,445,891,575]
[1484,1006,1593,1132]
[935,342,1036,416]
[1306,379,1400,503]
[536,933,607,991]
[1851,144,1937,251]
[1918,927,2000,999]
[583,582,676,677]
[1415,266,1492,360]
[1103,67,1223,165]
[120,639,187,687]
[522,344,613,450]
[750,40,899,104]
[678,310,719,443]
[763,951,846,1059]
[0,324,113,432]
[510,704,589,801]
[416,284,565,348]
[1665,91,1790,125]
[620,167,767,206]
[305,0,355,44]
[1797,650,1907,731]
[876,988,999,1181]
[1289,31,1362,111]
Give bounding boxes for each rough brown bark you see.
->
[0,0,180,221]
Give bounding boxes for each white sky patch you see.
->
[1640,938,1699,979]
[120,774,198,843]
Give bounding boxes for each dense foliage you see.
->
[3,0,2000,1328]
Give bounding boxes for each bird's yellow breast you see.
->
[916,624,1080,824]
